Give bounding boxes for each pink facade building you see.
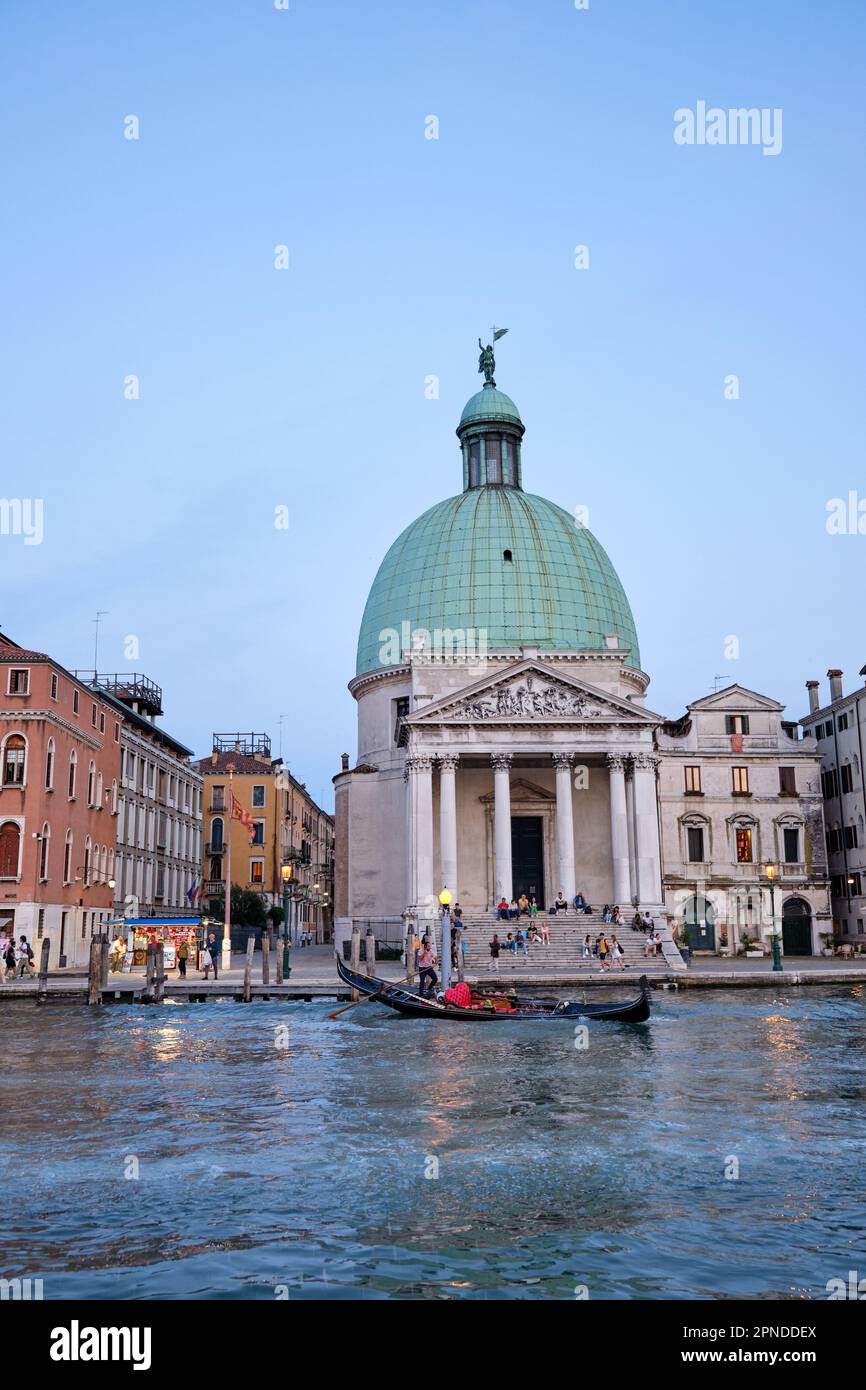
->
[0,632,122,967]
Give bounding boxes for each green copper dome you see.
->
[459,385,523,428]
[355,366,640,678]
[356,489,640,676]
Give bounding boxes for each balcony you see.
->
[205,842,225,856]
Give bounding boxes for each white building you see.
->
[658,685,830,956]
[801,667,866,944]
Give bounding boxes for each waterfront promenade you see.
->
[2,945,866,1002]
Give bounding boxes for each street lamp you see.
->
[280,864,292,977]
[764,862,782,971]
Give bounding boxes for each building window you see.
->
[250,859,264,884]
[211,817,224,850]
[73,689,79,715]
[7,668,29,695]
[687,826,705,863]
[99,710,105,734]
[778,766,796,795]
[844,825,859,850]
[684,765,702,794]
[50,673,58,700]
[2,735,26,786]
[783,827,800,863]
[0,821,21,878]
[251,820,264,846]
[485,437,501,484]
[732,767,750,795]
[210,857,223,881]
[725,715,750,735]
[114,721,120,742]
[63,831,73,883]
[212,785,226,811]
[91,702,97,728]
[87,762,96,807]
[502,438,516,486]
[39,824,50,880]
[838,712,849,731]
[111,779,118,814]
[841,764,854,793]
[45,737,55,790]
[468,442,480,488]
[252,785,265,808]
[848,873,862,896]
[736,827,753,863]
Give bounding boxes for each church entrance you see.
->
[511,816,545,905]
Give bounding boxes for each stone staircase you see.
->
[453,911,685,976]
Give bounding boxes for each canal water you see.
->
[1,985,864,1300]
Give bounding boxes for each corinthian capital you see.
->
[552,752,574,771]
[605,753,627,774]
[406,754,434,774]
[490,753,513,773]
[437,753,460,772]
[632,752,660,772]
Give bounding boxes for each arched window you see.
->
[83,835,92,887]
[111,779,118,815]
[96,771,103,808]
[68,750,77,799]
[485,436,501,484]
[63,830,73,884]
[100,845,107,882]
[210,856,222,881]
[39,823,50,880]
[2,734,26,786]
[211,817,224,850]
[0,821,21,878]
[108,848,114,881]
[45,737,55,790]
[87,761,96,807]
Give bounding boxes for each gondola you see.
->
[335,952,415,997]
[370,976,652,1024]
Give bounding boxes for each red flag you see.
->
[231,790,256,839]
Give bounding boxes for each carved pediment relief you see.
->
[409,662,658,727]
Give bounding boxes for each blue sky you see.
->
[2,0,864,809]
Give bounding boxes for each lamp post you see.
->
[438,889,452,994]
[764,862,782,971]
[281,864,292,977]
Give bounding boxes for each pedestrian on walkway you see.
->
[1,932,15,982]
[597,933,610,971]
[16,936,35,977]
[610,935,626,970]
[583,933,592,959]
[489,933,501,973]
[177,938,189,977]
[109,935,126,973]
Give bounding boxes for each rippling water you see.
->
[1,985,865,1299]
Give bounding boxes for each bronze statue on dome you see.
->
[477,326,508,387]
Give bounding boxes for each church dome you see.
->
[355,361,641,677]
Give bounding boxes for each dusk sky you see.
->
[3,0,864,811]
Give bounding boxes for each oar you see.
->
[328,974,409,1020]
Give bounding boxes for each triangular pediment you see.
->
[687,684,784,714]
[407,660,661,726]
[479,777,555,804]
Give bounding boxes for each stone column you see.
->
[624,759,638,905]
[406,754,435,916]
[553,753,576,901]
[491,754,513,903]
[438,753,459,902]
[632,752,662,906]
[606,754,631,907]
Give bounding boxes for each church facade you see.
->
[334,352,829,959]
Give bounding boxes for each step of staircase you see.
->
[447,912,680,972]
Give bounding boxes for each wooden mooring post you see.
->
[154,943,166,1003]
[37,938,51,1002]
[404,925,416,986]
[87,936,104,1006]
[243,934,255,1002]
[144,942,156,1003]
[276,936,284,984]
[365,929,376,977]
[350,925,361,1002]
[456,929,465,983]
[262,930,271,987]
[99,933,111,988]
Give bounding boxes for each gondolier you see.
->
[417,936,438,998]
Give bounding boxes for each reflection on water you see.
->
[1,986,865,1299]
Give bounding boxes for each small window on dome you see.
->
[469,443,481,488]
[503,549,513,563]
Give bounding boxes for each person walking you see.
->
[417,936,438,998]
[610,935,626,970]
[1,932,15,982]
[177,938,189,977]
[16,936,35,978]
[489,932,501,973]
[583,933,592,959]
[597,932,610,971]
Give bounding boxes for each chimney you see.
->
[341,752,350,771]
[827,669,844,703]
[210,752,218,765]
[806,680,820,714]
